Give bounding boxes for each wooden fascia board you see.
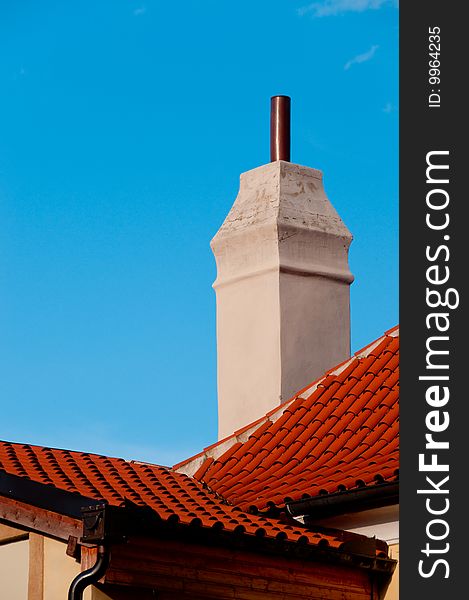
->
[104,535,376,600]
[0,494,82,541]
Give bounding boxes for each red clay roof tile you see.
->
[0,440,360,551]
[177,327,399,511]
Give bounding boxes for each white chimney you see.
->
[211,98,353,439]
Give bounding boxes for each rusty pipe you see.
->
[270,95,291,162]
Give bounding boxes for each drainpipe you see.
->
[68,503,118,600]
[67,544,110,600]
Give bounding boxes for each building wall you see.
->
[43,536,87,600]
[0,524,112,600]
[0,535,29,600]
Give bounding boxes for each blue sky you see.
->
[0,1,398,465]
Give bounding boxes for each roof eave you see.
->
[286,481,399,521]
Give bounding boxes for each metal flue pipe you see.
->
[270,95,291,162]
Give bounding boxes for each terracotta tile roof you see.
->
[175,326,399,512]
[0,440,375,553]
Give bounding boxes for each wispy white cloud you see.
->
[133,6,146,16]
[298,0,396,18]
[344,44,378,70]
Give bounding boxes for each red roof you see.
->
[0,440,369,552]
[0,326,398,559]
[175,327,399,512]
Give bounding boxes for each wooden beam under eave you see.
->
[0,523,29,544]
[0,495,82,542]
[104,536,376,600]
[28,533,44,600]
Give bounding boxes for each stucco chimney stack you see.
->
[211,98,354,439]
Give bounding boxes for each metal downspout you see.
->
[67,545,110,600]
